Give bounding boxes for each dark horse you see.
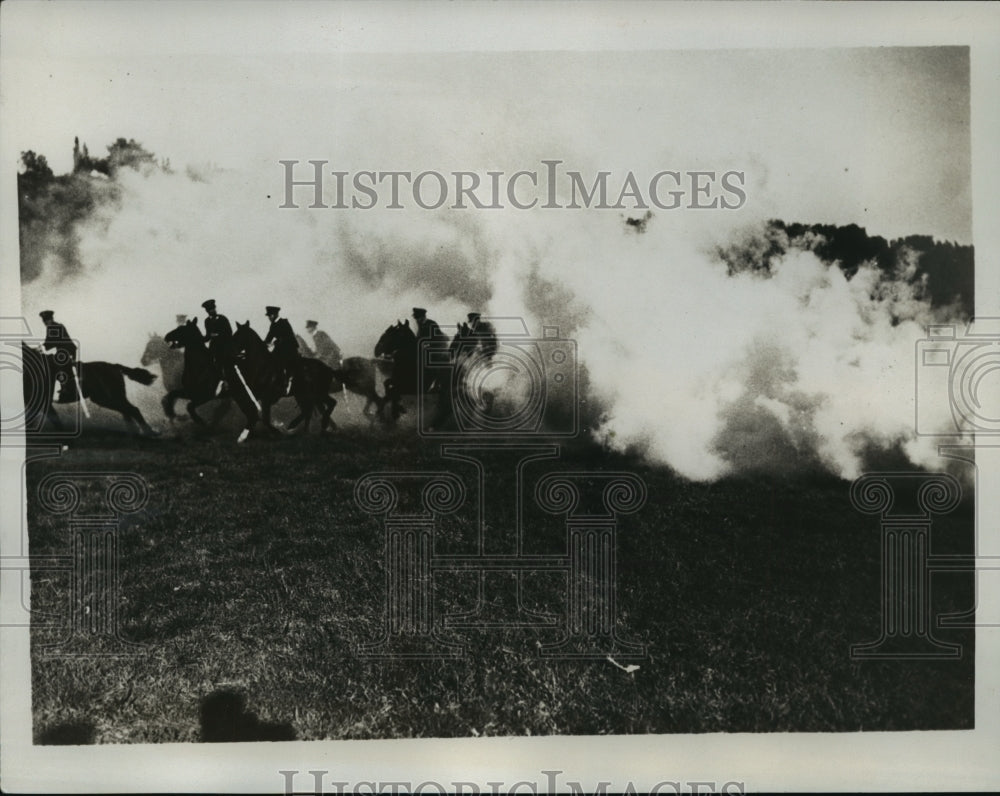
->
[20,342,159,436]
[374,320,455,426]
[162,320,236,428]
[230,322,338,441]
[331,356,385,419]
[141,332,184,394]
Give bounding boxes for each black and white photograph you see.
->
[2,2,999,792]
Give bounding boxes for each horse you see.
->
[374,320,455,426]
[141,332,184,394]
[21,342,59,432]
[230,322,338,442]
[20,342,159,436]
[162,320,235,428]
[331,356,385,419]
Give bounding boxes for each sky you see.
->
[4,23,972,244]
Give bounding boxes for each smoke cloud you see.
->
[20,157,971,479]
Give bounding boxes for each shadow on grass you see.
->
[36,718,96,745]
[199,688,297,742]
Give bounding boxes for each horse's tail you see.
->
[117,365,158,386]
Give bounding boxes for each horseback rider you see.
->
[467,312,498,362]
[412,307,443,342]
[201,299,234,396]
[306,320,342,369]
[295,331,314,358]
[39,310,78,401]
[412,307,446,391]
[264,305,300,395]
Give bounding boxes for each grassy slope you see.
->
[27,425,974,743]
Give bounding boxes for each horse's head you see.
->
[231,320,263,360]
[448,322,471,356]
[140,333,165,365]
[374,320,415,360]
[164,319,202,350]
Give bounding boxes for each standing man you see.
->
[39,310,78,401]
[202,299,234,395]
[306,320,342,369]
[264,306,300,395]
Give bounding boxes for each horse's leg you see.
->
[391,393,405,422]
[187,399,208,426]
[288,399,312,434]
[286,395,308,431]
[234,395,258,443]
[209,396,230,426]
[433,375,455,431]
[321,395,337,432]
[163,389,184,421]
[35,376,63,431]
[262,402,282,435]
[381,380,398,424]
[302,399,314,434]
[86,368,154,436]
[237,405,257,443]
[96,378,157,436]
[120,400,158,437]
[45,401,64,432]
[287,410,305,431]
[360,391,378,425]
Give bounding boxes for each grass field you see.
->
[25,406,975,743]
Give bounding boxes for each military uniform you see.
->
[467,313,498,361]
[413,308,443,344]
[40,311,78,401]
[204,313,234,360]
[201,300,234,397]
[265,307,299,393]
[295,334,314,358]
[307,321,342,369]
[413,307,446,392]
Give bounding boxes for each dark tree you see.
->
[19,150,54,182]
[105,138,157,175]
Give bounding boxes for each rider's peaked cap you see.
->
[412,307,427,317]
[201,299,216,310]
[305,320,318,328]
[176,314,188,324]
[39,310,54,320]
[467,312,481,321]
[265,306,280,315]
